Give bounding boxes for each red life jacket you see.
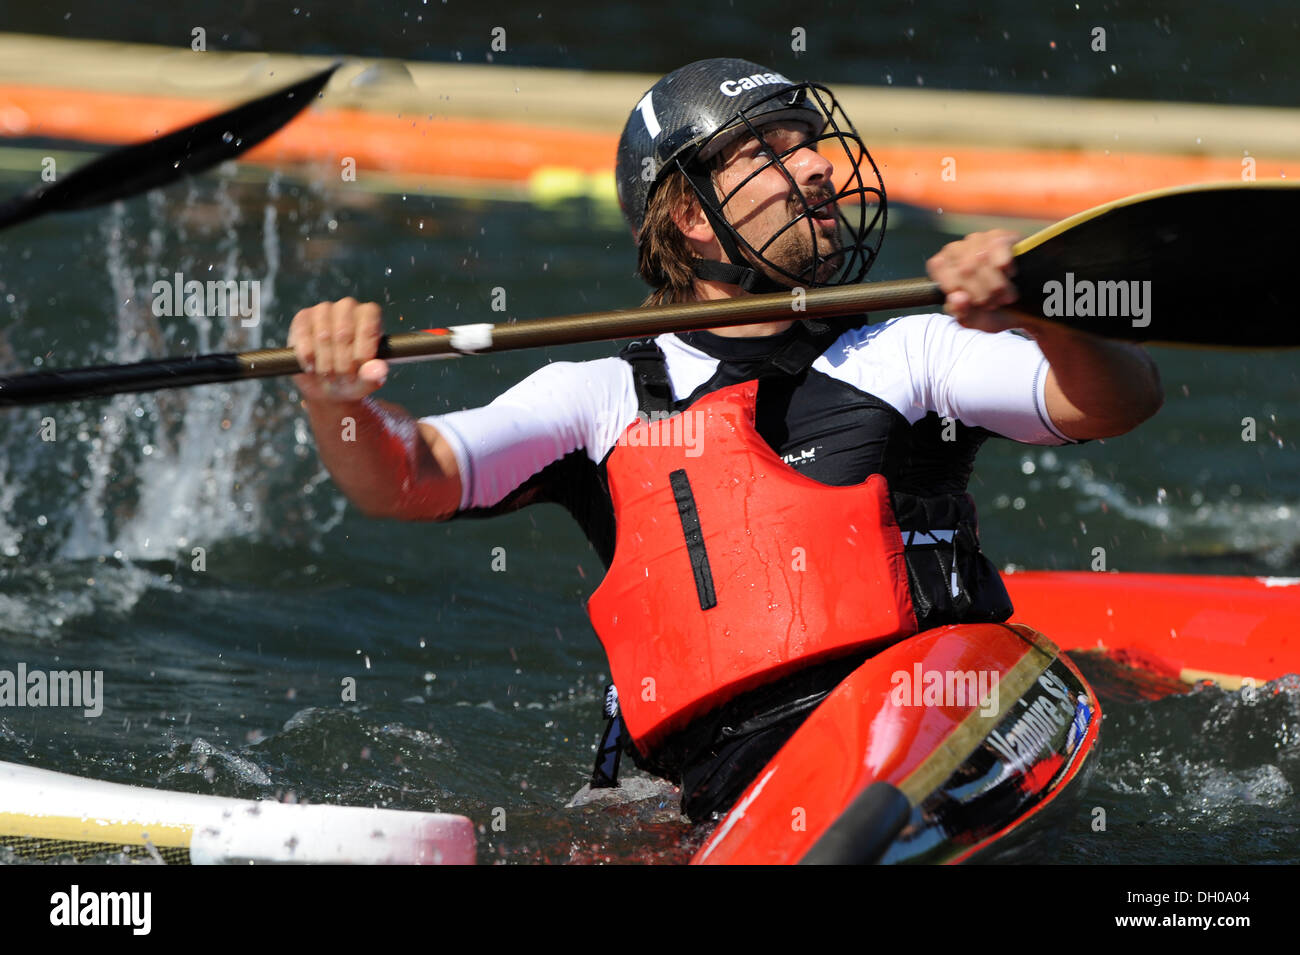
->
[586,379,919,754]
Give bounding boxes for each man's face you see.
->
[713,121,844,285]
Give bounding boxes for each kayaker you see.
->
[288,58,1163,823]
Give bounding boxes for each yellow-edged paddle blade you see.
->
[1009,179,1300,347]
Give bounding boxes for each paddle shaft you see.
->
[0,278,942,406]
[3,179,1298,407]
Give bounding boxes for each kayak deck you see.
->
[694,622,1099,864]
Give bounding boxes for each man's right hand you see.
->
[288,297,388,403]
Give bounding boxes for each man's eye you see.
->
[761,136,799,154]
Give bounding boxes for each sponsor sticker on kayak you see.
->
[985,668,1090,767]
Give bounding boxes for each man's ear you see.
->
[673,193,716,245]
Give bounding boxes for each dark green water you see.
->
[0,1,1298,864]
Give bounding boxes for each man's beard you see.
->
[754,189,845,285]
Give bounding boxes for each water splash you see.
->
[0,175,345,639]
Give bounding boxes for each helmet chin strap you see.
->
[690,257,786,293]
[683,165,792,295]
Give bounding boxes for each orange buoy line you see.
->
[0,32,1295,219]
[872,146,1291,221]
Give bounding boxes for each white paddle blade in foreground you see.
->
[0,760,476,865]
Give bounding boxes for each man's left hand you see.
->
[926,230,1022,332]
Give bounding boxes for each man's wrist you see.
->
[301,393,373,416]
[1016,314,1095,348]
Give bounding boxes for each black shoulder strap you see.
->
[619,315,866,414]
[755,316,863,378]
[618,338,675,415]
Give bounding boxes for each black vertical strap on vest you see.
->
[621,341,720,609]
[669,469,718,610]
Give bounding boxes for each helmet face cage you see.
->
[680,83,886,289]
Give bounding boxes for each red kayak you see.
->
[1006,571,1300,688]
[690,570,1300,864]
[693,622,1099,864]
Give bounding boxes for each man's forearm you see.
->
[303,396,458,520]
[924,230,1163,440]
[1026,322,1164,439]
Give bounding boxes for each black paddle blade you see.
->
[1010,181,1300,348]
[0,63,339,231]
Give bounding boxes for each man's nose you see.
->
[788,144,834,187]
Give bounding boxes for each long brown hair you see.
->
[636,167,704,307]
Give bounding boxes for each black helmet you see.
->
[615,57,886,293]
